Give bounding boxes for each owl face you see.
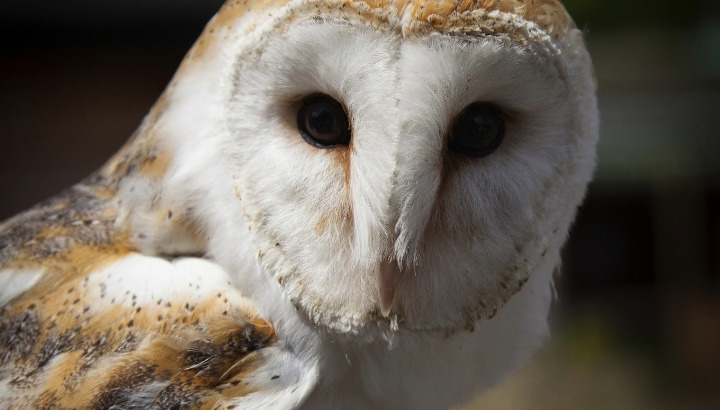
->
[160,0,597,336]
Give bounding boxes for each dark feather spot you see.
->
[0,310,40,365]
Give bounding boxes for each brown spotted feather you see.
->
[0,174,276,407]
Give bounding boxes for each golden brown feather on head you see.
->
[178,0,573,72]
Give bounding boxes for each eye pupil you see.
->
[449,103,505,157]
[306,106,337,136]
[298,95,351,148]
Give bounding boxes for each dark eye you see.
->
[297,95,351,148]
[449,103,505,157]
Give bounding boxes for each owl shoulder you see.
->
[0,181,316,408]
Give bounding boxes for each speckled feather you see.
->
[0,0,597,408]
[0,179,279,408]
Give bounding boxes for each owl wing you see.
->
[0,183,317,409]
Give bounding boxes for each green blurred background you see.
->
[0,1,718,408]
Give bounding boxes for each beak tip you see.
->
[380,302,393,318]
[377,259,403,319]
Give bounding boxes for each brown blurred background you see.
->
[1,1,719,408]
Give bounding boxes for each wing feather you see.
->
[0,186,316,409]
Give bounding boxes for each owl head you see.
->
[114,0,598,338]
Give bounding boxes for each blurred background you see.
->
[0,1,718,408]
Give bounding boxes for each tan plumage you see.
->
[0,186,278,408]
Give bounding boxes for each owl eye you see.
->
[297,95,351,148]
[449,103,505,157]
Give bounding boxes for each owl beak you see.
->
[377,259,403,317]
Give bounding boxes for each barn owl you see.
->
[0,0,598,408]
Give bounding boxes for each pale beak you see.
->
[377,259,403,317]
